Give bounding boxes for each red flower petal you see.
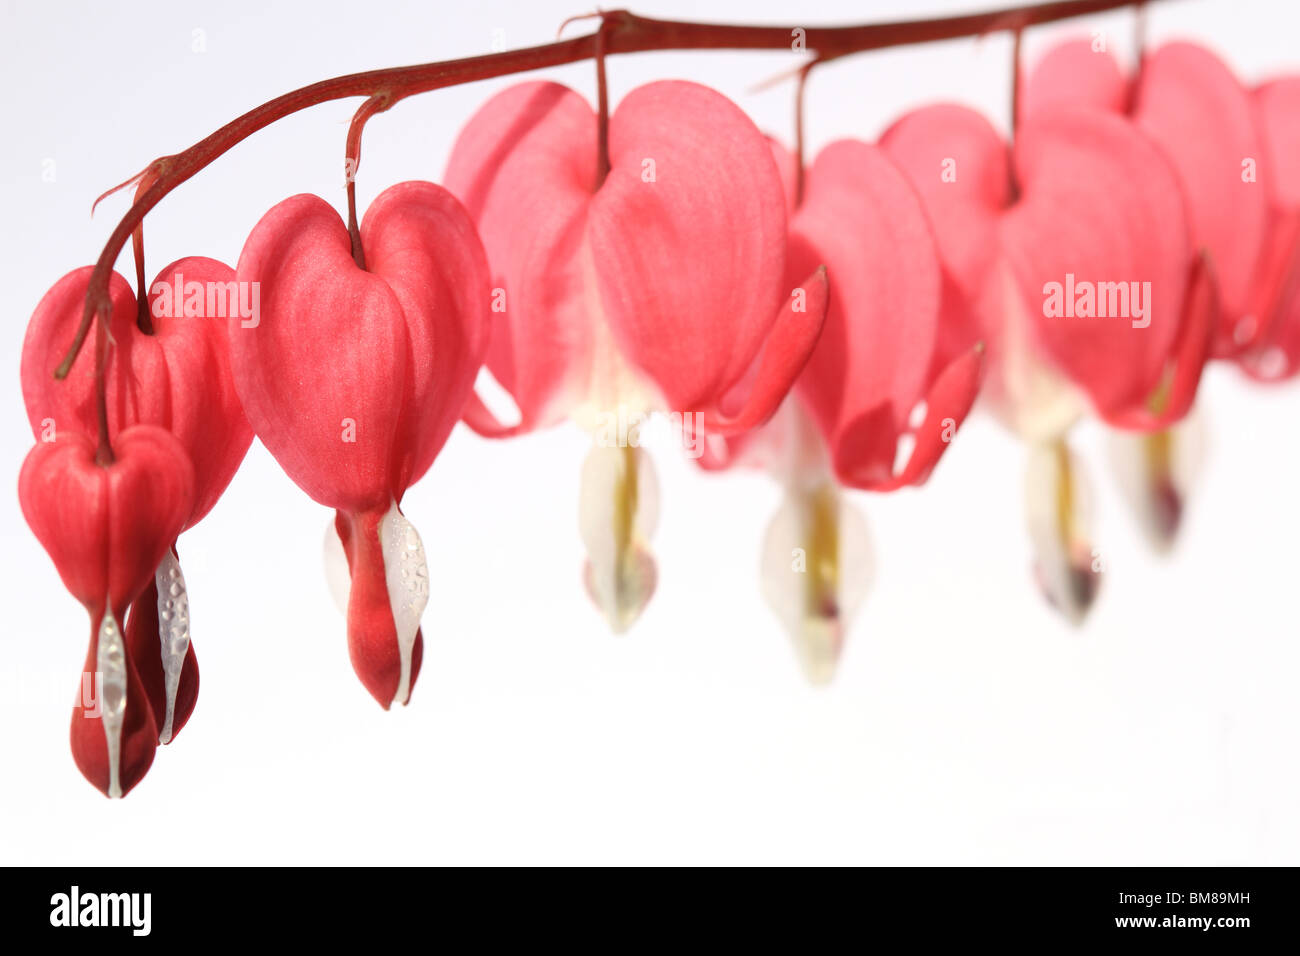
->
[787,140,941,465]
[234,183,481,707]
[879,104,1006,375]
[21,260,252,527]
[880,105,1008,300]
[883,103,1198,429]
[70,618,158,799]
[835,343,985,490]
[1242,210,1300,381]
[362,182,493,486]
[1021,38,1128,121]
[444,81,597,431]
[236,193,407,511]
[333,508,425,710]
[590,80,788,411]
[20,426,194,620]
[1242,78,1300,380]
[1256,77,1300,207]
[706,137,975,490]
[446,80,797,426]
[699,266,828,435]
[20,426,193,798]
[1003,109,1191,421]
[1133,43,1270,350]
[232,183,488,509]
[1106,250,1218,429]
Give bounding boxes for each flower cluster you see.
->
[18,30,1298,796]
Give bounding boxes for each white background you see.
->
[2,0,1298,865]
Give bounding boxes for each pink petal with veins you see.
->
[446,80,817,431]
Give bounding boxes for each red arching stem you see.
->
[131,167,161,334]
[93,307,113,465]
[594,21,611,188]
[55,0,1163,384]
[793,61,816,210]
[1008,25,1025,202]
[345,93,392,270]
[131,222,151,334]
[1135,0,1149,71]
[1010,26,1024,136]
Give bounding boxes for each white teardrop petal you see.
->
[1108,408,1206,552]
[760,483,873,684]
[378,501,429,707]
[578,441,658,633]
[153,551,190,745]
[96,609,127,799]
[1025,439,1101,624]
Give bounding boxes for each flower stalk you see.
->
[57,0,1164,388]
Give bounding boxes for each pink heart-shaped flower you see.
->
[20,427,194,618]
[784,139,983,488]
[445,79,826,437]
[20,425,194,796]
[1241,77,1300,381]
[22,257,253,741]
[232,180,489,708]
[22,258,252,527]
[882,103,1207,433]
[1023,39,1268,359]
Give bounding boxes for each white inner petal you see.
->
[96,608,127,799]
[578,442,659,633]
[1024,439,1098,623]
[990,263,1085,442]
[378,501,429,707]
[760,483,873,684]
[1106,408,1206,552]
[153,551,190,745]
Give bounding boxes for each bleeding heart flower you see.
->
[781,139,983,490]
[1240,76,1300,381]
[1021,39,1269,554]
[21,258,253,743]
[232,180,489,708]
[698,137,981,681]
[22,259,252,525]
[443,79,827,630]
[19,426,194,797]
[1023,39,1266,357]
[880,101,1209,620]
[882,103,1208,438]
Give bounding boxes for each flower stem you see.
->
[93,308,113,466]
[1008,25,1024,201]
[55,0,1164,384]
[594,20,612,188]
[793,61,815,210]
[344,93,391,271]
